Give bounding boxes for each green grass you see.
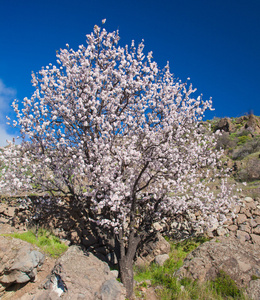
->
[134,236,248,299]
[2,228,68,258]
[237,135,252,145]
[210,270,246,299]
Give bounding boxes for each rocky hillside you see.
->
[209,114,260,198]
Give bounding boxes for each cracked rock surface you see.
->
[0,236,45,292]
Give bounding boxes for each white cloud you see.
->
[0,79,17,147]
[0,126,15,147]
[0,79,16,123]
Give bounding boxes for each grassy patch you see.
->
[210,270,246,299]
[2,228,68,258]
[134,237,247,299]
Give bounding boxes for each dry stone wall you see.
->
[1,194,260,299]
[0,195,260,258]
[168,196,260,244]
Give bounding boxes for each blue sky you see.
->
[0,0,259,146]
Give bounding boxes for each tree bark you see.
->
[119,256,135,299]
[116,229,141,299]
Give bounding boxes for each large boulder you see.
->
[0,236,45,293]
[24,246,125,300]
[214,117,234,132]
[176,236,260,298]
[246,279,260,300]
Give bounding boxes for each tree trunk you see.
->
[116,229,141,299]
[119,256,135,299]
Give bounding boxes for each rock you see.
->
[154,254,169,266]
[0,217,9,224]
[110,270,119,278]
[236,230,251,242]
[227,224,238,231]
[216,226,227,236]
[70,229,81,244]
[176,236,260,289]
[1,206,17,218]
[245,197,254,203]
[249,218,258,228]
[247,158,260,180]
[171,221,178,228]
[246,114,260,134]
[232,205,241,214]
[253,225,260,234]
[236,214,247,224]
[223,216,233,226]
[208,218,219,231]
[0,236,45,291]
[239,223,251,233]
[152,222,164,231]
[100,278,125,300]
[245,201,257,210]
[246,279,260,300]
[135,233,170,266]
[215,118,233,132]
[29,246,125,300]
[251,234,260,244]
[240,207,251,217]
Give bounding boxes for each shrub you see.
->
[232,137,260,160]
[237,135,252,146]
[216,132,237,150]
[210,270,245,299]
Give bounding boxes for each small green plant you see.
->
[251,275,260,280]
[210,270,245,299]
[237,135,251,145]
[2,228,68,258]
[230,132,238,140]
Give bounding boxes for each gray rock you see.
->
[236,214,247,224]
[246,279,260,300]
[154,254,169,266]
[101,278,124,300]
[253,225,260,234]
[245,197,254,203]
[0,236,45,288]
[236,230,251,242]
[251,233,260,244]
[110,270,119,278]
[176,236,260,289]
[216,226,227,236]
[152,222,164,231]
[227,224,238,231]
[30,246,125,300]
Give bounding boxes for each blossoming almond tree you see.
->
[0,24,234,298]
